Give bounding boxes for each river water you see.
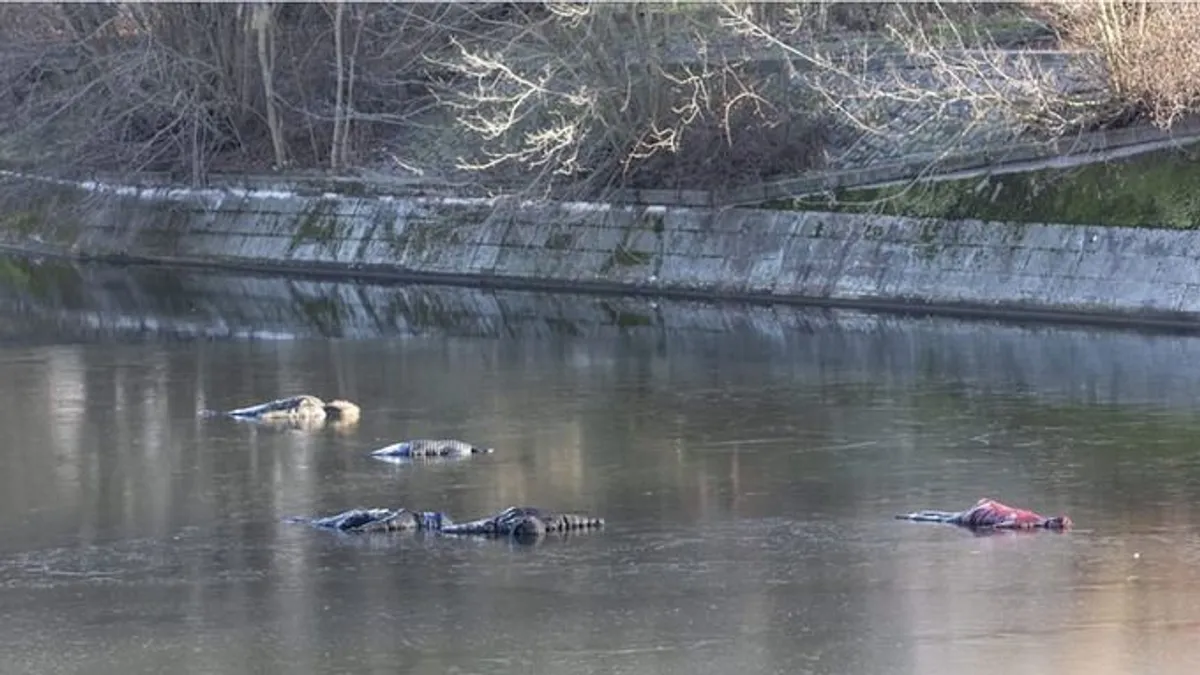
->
[3,257,1200,675]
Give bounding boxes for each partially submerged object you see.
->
[291,508,449,533]
[370,439,494,459]
[289,505,604,542]
[895,497,1072,531]
[215,395,361,428]
[440,506,606,539]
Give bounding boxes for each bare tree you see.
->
[428,2,826,199]
[253,3,288,170]
[0,0,1192,201]
[329,1,346,171]
[0,3,487,180]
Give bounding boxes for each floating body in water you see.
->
[212,395,361,428]
[895,497,1072,531]
[289,505,604,541]
[290,508,450,533]
[370,439,494,459]
[440,506,606,539]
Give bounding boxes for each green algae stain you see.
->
[614,310,652,327]
[0,202,85,247]
[1,210,42,236]
[613,244,652,266]
[599,215,657,275]
[600,243,652,274]
[598,300,653,328]
[767,145,1200,230]
[384,212,467,261]
[288,199,341,255]
[544,231,575,250]
[0,256,33,287]
[297,296,344,336]
[0,256,85,301]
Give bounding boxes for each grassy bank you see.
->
[773,145,1200,229]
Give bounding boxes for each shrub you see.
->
[431,2,830,198]
[1032,0,1200,128]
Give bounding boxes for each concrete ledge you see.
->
[2,170,1200,331]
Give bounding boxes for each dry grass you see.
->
[1033,0,1200,128]
[0,3,486,181]
[0,1,1195,201]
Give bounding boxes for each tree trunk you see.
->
[253,3,288,169]
[330,0,346,171]
[340,5,364,170]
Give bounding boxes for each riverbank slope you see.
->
[3,166,1200,330]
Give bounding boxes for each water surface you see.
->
[3,258,1200,675]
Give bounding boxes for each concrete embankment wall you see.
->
[1,171,1199,327]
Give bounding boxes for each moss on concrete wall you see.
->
[10,169,1200,326]
[776,146,1200,229]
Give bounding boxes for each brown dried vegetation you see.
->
[1032,0,1200,129]
[0,2,1190,200]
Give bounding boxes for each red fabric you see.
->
[959,498,1071,530]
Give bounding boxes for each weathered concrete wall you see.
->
[1,171,1200,328]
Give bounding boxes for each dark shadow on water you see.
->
[4,252,1200,345]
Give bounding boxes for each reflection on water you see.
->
[3,257,1200,674]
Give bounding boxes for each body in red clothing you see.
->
[954,498,1072,530]
[896,497,1072,531]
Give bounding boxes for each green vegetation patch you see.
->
[544,231,575,250]
[0,255,34,288]
[773,145,1200,230]
[600,243,653,274]
[598,300,653,328]
[288,199,341,254]
[0,209,44,236]
[598,214,661,275]
[0,256,85,301]
[295,295,344,336]
[392,218,464,257]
